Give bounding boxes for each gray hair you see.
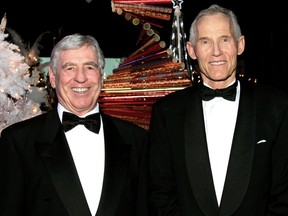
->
[188,4,242,45]
[49,33,105,74]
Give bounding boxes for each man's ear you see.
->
[48,67,56,88]
[186,41,197,60]
[237,36,245,55]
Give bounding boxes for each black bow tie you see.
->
[200,81,238,101]
[62,111,101,134]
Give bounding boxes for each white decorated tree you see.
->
[0,14,45,132]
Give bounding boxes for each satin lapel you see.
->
[185,87,219,216]
[219,81,255,216]
[96,115,130,216]
[36,111,91,216]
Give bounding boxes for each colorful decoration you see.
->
[100,0,192,130]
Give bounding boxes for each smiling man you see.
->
[147,4,288,216]
[0,33,147,216]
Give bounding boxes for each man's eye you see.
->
[66,67,75,71]
[85,64,100,71]
[201,40,210,45]
[221,37,229,43]
[86,66,95,70]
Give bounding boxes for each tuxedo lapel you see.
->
[36,111,91,216]
[185,87,219,216]
[96,115,130,216]
[219,81,255,216]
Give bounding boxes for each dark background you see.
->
[1,0,288,91]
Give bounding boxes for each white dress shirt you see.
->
[202,80,240,205]
[58,104,104,215]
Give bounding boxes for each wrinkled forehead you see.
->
[196,13,232,36]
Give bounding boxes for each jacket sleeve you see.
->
[0,129,25,216]
[148,103,181,216]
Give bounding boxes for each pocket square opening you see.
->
[257,140,267,144]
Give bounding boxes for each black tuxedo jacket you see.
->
[148,80,288,215]
[0,110,147,216]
